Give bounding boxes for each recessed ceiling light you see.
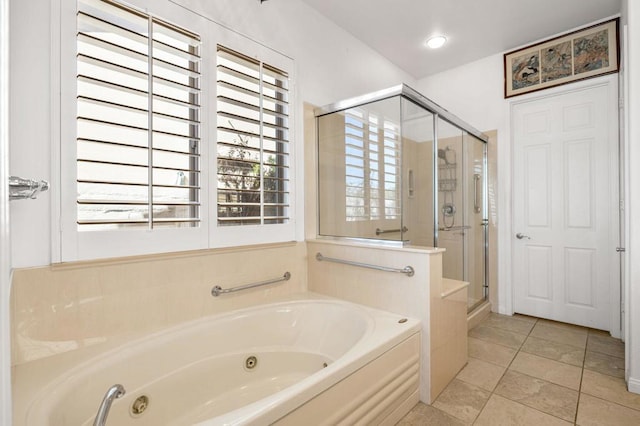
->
[425,35,447,49]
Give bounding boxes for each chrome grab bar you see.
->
[93,384,125,426]
[211,272,291,297]
[473,173,481,213]
[375,226,408,236]
[315,252,414,277]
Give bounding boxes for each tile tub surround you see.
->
[307,239,469,404]
[307,239,440,403]
[10,242,307,366]
[399,312,639,425]
[431,278,469,401]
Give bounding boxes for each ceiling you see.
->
[299,0,621,79]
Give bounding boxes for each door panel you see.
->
[524,145,551,227]
[525,245,552,300]
[565,247,595,307]
[513,84,616,330]
[565,139,593,228]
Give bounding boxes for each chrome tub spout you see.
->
[93,384,125,426]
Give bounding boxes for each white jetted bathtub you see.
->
[16,293,421,425]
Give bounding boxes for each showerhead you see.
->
[438,146,456,165]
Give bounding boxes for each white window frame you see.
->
[56,0,296,262]
[212,30,296,248]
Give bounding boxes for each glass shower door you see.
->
[436,117,487,312]
[436,119,465,282]
[464,132,487,312]
[400,98,434,247]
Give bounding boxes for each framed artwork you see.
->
[504,18,619,98]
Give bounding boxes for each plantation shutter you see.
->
[344,108,400,221]
[216,45,290,226]
[382,120,401,219]
[344,109,368,221]
[76,0,201,230]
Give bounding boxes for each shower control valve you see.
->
[441,203,456,216]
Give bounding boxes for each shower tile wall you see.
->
[317,97,405,242]
[437,134,465,283]
[437,129,491,312]
[407,140,434,247]
[402,138,419,244]
[317,111,347,237]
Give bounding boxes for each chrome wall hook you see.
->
[8,176,49,201]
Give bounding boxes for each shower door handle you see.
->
[473,174,481,213]
[516,233,531,240]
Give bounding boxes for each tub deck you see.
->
[13,292,420,425]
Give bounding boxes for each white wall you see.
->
[171,0,416,107]
[624,0,640,393]
[8,0,416,268]
[415,54,508,134]
[1,0,11,421]
[8,0,52,268]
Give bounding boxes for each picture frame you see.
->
[504,18,619,98]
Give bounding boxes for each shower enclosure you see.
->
[315,84,488,312]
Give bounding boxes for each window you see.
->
[216,46,290,226]
[59,0,296,261]
[344,108,401,222]
[76,0,201,230]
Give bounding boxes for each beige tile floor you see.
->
[398,313,640,425]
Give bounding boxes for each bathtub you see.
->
[15,293,421,425]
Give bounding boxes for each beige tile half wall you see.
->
[10,242,307,366]
[307,239,467,404]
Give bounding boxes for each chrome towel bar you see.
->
[438,225,472,231]
[211,272,291,297]
[315,252,414,277]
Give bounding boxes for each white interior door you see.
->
[512,81,619,331]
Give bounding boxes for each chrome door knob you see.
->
[516,233,531,240]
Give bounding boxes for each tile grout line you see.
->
[468,322,533,351]
[580,392,640,414]
[482,316,593,368]
[470,316,539,425]
[518,335,585,367]
[574,331,589,425]
[472,316,587,425]
[511,318,583,425]
[493,319,628,424]
[580,330,640,416]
